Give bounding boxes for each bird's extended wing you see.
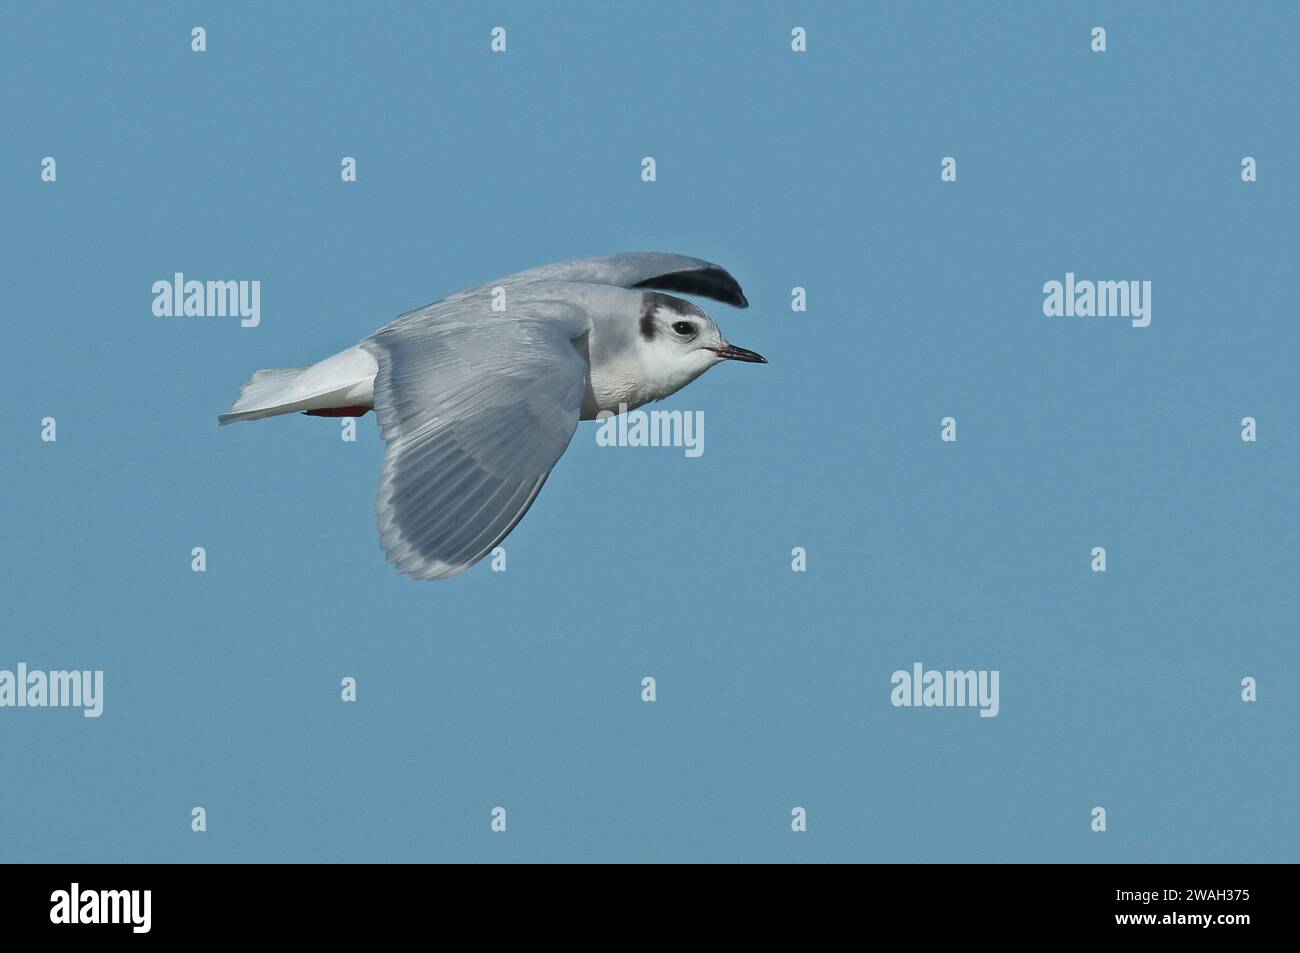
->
[362,297,590,580]
[482,253,749,308]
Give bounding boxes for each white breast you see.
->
[582,357,655,419]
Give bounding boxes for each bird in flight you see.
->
[219,253,766,580]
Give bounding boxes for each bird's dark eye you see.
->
[671,321,696,337]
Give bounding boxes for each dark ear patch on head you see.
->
[639,293,663,340]
[641,291,706,341]
[640,291,694,339]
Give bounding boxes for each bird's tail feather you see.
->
[219,346,379,425]
[218,367,309,425]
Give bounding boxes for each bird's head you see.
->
[636,292,766,398]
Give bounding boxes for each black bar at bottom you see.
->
[0,863,1280,939]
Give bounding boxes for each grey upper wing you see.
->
[362,297,590,580]
[480,253,749,308]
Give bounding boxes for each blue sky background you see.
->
[1,1,1296,862]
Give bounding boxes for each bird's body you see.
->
[220,253,765,580]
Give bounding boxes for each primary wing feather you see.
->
[449,252,749,309]
[362,292,590,580]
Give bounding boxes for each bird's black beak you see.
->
[712,342,768,364]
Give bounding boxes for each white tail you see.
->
[218,346,379,425]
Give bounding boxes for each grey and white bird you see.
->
[219,253,766,580]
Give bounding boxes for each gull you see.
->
[218,253,766,580]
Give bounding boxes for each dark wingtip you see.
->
[633,264,748,308]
